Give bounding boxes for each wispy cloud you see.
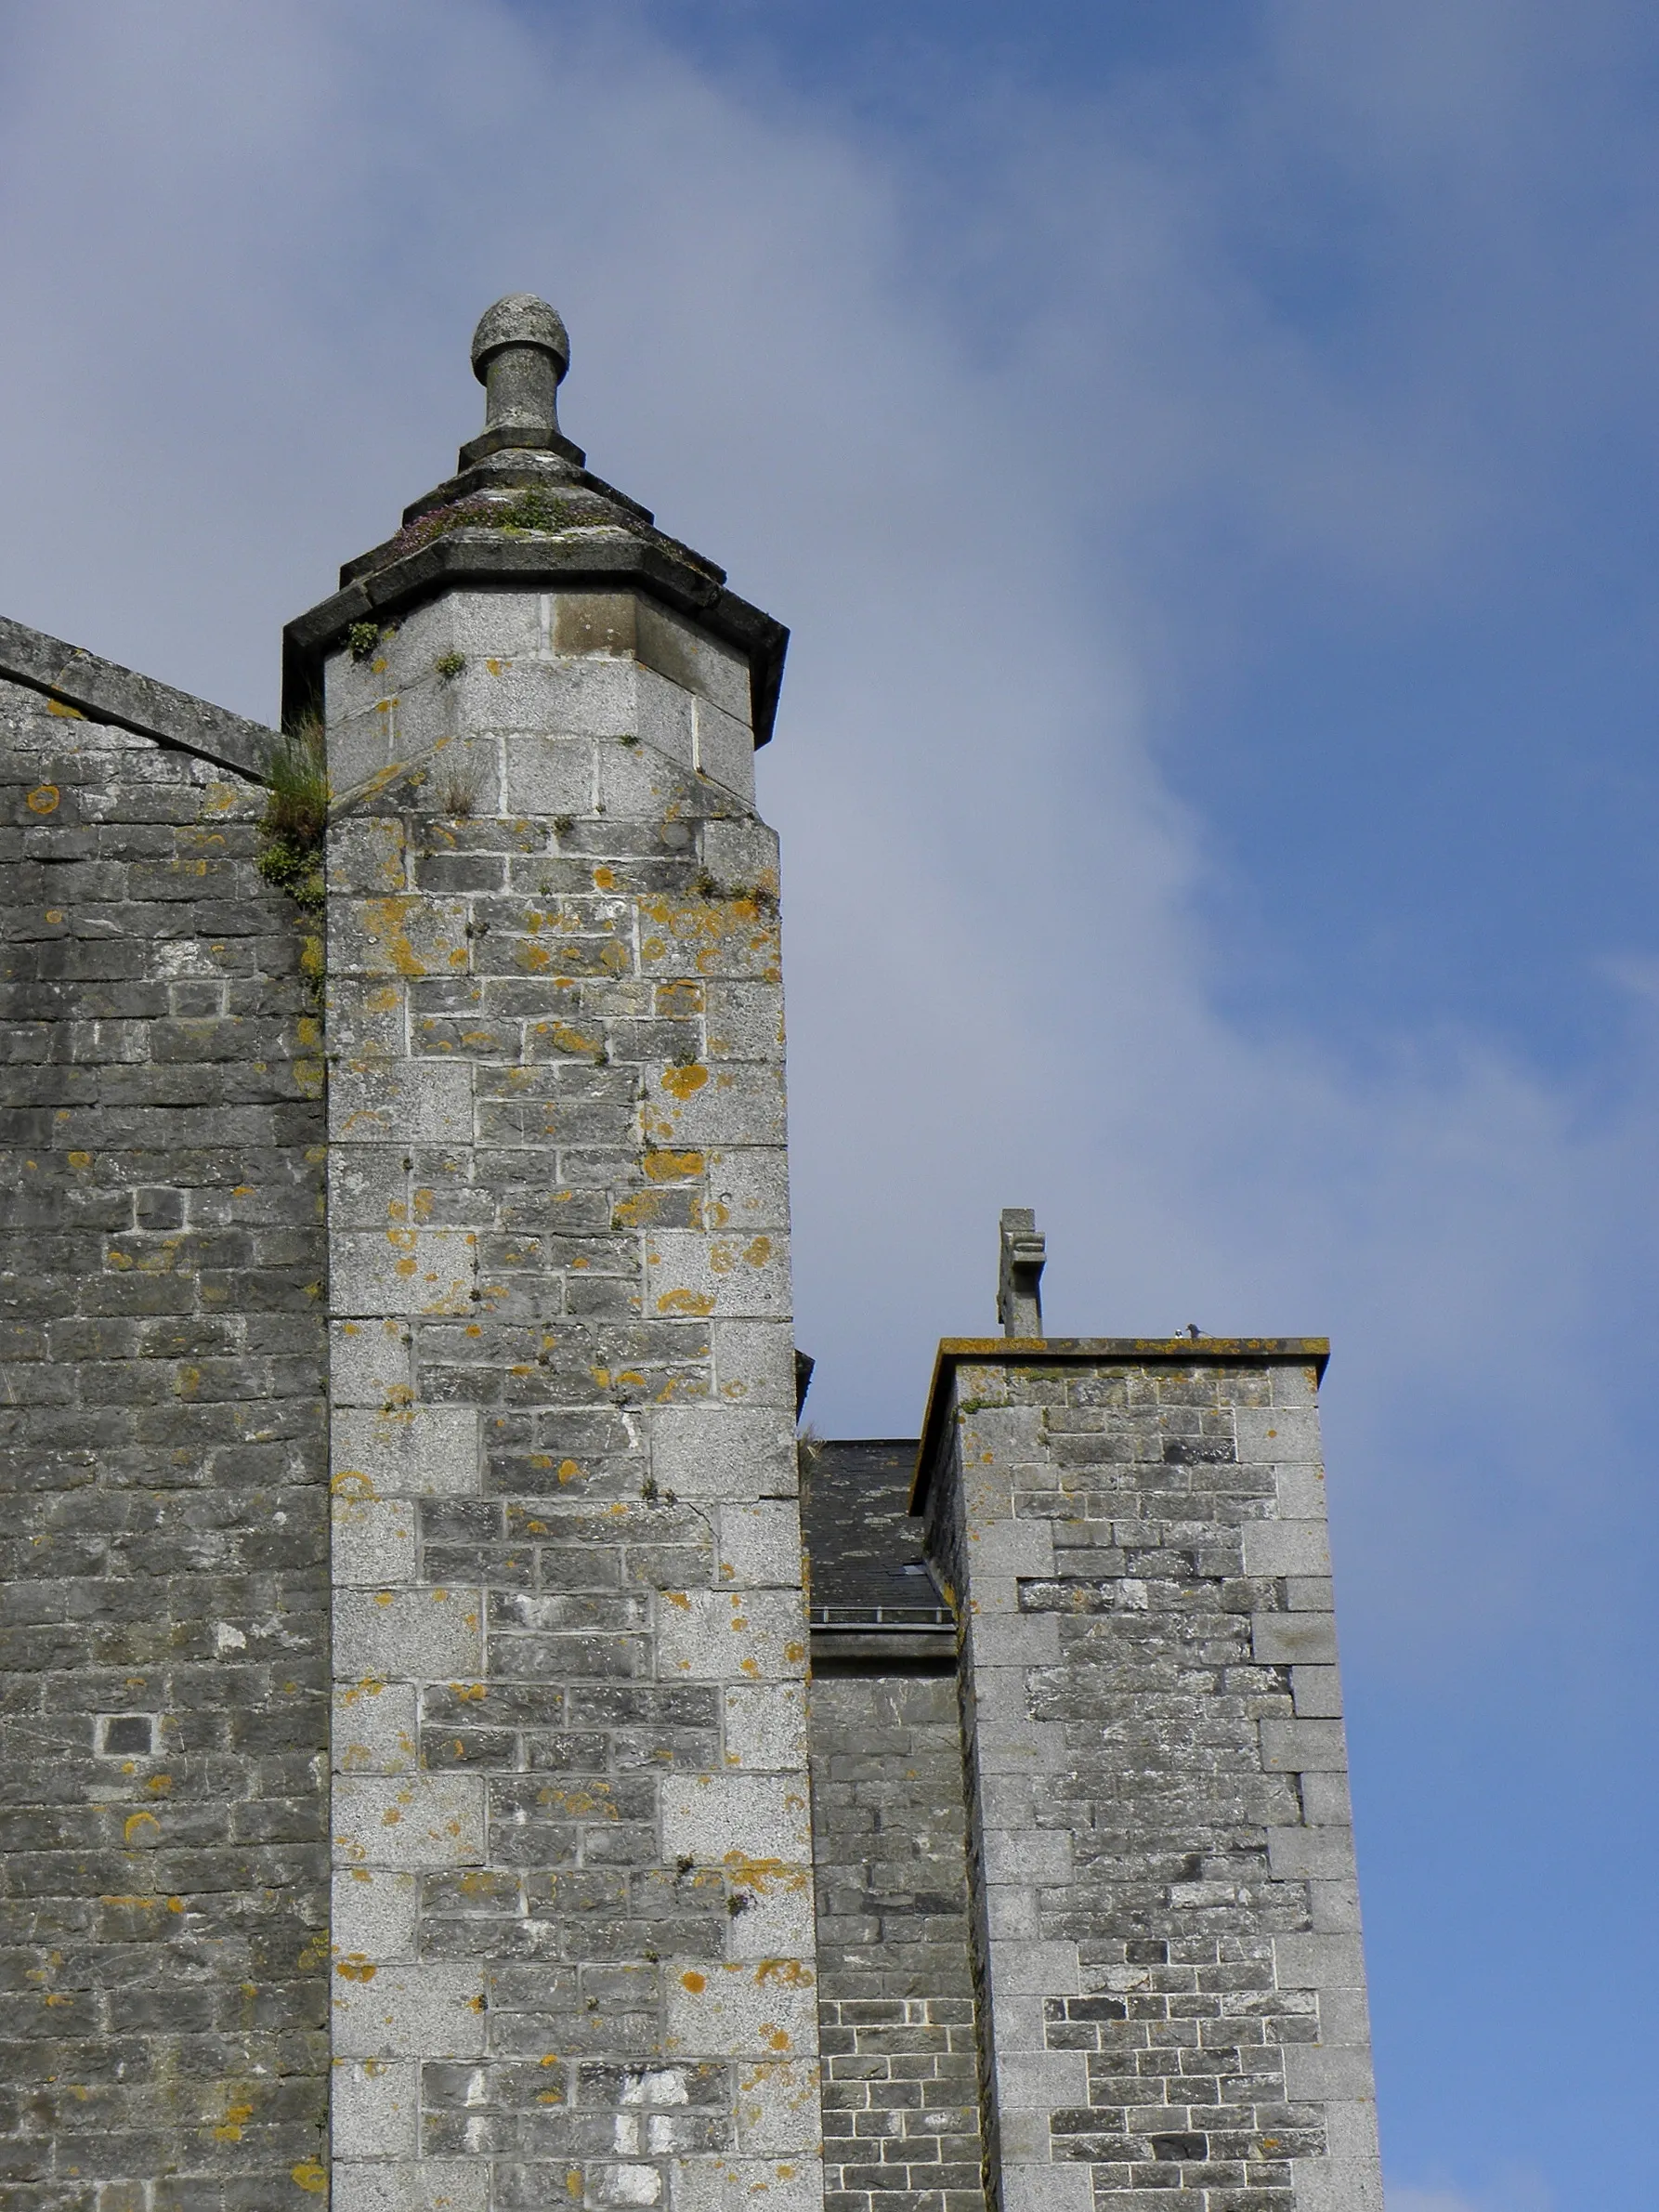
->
[1390,2169,1554,2212]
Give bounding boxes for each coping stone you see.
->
[0,612,277,779]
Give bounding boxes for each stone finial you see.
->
[468,294,571,452]
[997,1208,1046,1339]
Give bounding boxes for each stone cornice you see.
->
[910,1335,1332,1511]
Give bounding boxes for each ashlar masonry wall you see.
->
[808,1675,985,2212]
[0,674,331,2207]
[321,587,822,2212]
[916,1343,1382,2212]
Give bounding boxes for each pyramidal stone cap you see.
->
[281,295,789,742]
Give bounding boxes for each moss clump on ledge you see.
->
[390,486,629,562]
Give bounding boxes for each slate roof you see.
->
[798,1438,946,1621]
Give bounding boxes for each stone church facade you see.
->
[0,299,1383,2212]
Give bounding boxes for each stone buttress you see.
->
[292,298,822,2212]
[912,1325,1384,2212]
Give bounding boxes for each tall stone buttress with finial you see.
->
[286,296,818,2212]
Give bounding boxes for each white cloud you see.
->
[0,0,1655,1694]
[1389,2171,1554,2212]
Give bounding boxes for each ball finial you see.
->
[467,294,571,454]
[470,294,569,385]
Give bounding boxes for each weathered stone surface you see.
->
[807,1672,986,2212]
[317,544,819,2209]
[0,674,329,2205]
[916,1348,1382,2212]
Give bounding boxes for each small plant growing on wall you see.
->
[256,719,329,1002]
[434,651,467,680]
[256,720,328,906]
[347,621,383,662]
[436,759,480,818]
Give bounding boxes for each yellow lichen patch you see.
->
[291,2161,329,2194]
[679,1970,707,1994]
[706,1236,772,1276]
[26,782,60,812]
[592,865,616,890]
[45,699,81,720]
[123,1812,161,1846]
[213,2092,255,2141]
[599,1368,647,1393]
[657,1289,716,1316]
[534,1784,616,1819]
[661,1063,709,1101]
[359,897,432,977]
[334,1956,378,1982]
[720,1855,811,1896]
[644,1149,703,1183]
[753,1958,813,1988]
[533,1020,605,1056]
[611,1190,662,1229]
[637,890,780,977]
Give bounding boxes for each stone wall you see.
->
[917,1347,1382,2212]
[320,589,821,2212]
[808,1674,984,2212]
[0,677,331,2207]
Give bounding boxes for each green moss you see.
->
[691,866,779,917]
[392,486,617,560]
[434,650,467,680]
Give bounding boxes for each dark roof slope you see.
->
[799,1438,939,1616]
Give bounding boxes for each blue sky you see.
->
[1,4,1656,2205]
